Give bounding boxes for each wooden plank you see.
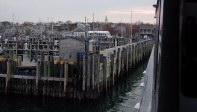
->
[13,75,36,79]
[0,74,6,77]
[41,77,64,81]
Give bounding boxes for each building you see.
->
[139,24,154,39]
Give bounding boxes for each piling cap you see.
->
[13,58,17,62]
[54,60,58,64]
[0,57,7,61]
[60,61,64,64]
[68,60,74,65]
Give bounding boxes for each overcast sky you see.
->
[0,0,156,24]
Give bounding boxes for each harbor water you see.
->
[0,61,148,112]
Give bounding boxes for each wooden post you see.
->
[59,61,64,97]
[5,60,11,93]
[111,53,115,86]
[82,54,86,92]
[91,54,95,90]
[136,44,139,64]
[86,54,91,98]
[126,47,129,73]
[103,56,107,91]
[91,54,95,99]
[47,61,50,77]
[60,61,64,78]
[63,61,68,96]
[36,62,40,95]
[117,48,120,77]
[94,53,100,98]
[44,61,48,77]
[128,45,132,68]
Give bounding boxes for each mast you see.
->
[85,17,87,37]
[93,13,95,31]
[131,11,132,36]
[121,18,123,37]
[13,13,15,28]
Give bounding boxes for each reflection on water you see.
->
[0,61,148,112]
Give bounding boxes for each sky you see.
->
[0,0,156,24]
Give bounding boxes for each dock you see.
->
[0,39,153,99]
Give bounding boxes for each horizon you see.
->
[0,0,156,24]
[0,20,154,25]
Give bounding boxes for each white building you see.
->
[88,31,112,38]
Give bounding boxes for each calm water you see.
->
[0,61,147,112]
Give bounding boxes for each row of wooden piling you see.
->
[0,39,153,99]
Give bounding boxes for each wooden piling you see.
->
[0,39,153,99]
[86,54,91,98]
[5,61,11,93]
[103,56,107,92]
[63,61,68,96]
[110,53,115,86]
[82,54,86,95]
[91,54,95,99]
[126,47,129,73]
[94,53,100,98]
[35,62,40,95]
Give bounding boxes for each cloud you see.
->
[106,7,155,15]
[103,7,155,23]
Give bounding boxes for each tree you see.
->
[103,23,118,35]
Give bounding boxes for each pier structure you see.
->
[0,39,153,99]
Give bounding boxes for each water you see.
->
[0,61,148,112]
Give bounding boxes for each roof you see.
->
[88,31,110,34]
[72,27,85,32]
